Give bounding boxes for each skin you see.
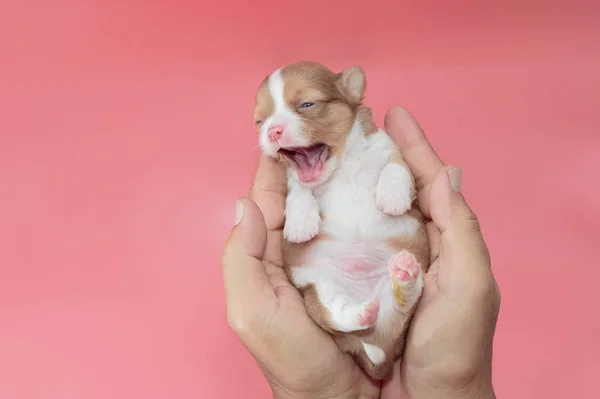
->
[222,105,501,399]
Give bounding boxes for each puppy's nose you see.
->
[268,125,284,142]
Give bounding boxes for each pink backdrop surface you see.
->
[1,1,599,398]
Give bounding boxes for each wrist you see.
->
[434,383,496,399]
[269,382,325,399]
[413,387,495,399]
[459,382,496,399]
[271,388,333,399]
[270,383,362,399]
[409,373,495,399]
[472,383,496,399]
[459,373,496,399]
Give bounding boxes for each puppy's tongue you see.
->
[282,145,326,182]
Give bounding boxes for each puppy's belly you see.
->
[291,239,395,315]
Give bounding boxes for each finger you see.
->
[426,220,441,270]
[384,106,444,186]
[428,166,481,236]
[384,106,444,218]
[249,154,287,231]
[428,166,492,282]
[222,198,274,305]
[380,360,408,399]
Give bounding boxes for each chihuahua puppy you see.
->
[253,61,429,379]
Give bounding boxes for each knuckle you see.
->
[446,360,481,388]
[473,275,501,305]
[466,217,482,234]
[221,237,238,263]
[227,313,251,336]
[250,180,287,199]
[492,279,502,308]
[476,278,493,296]
[227,310,265,342]
[460,207,482,232]
[452,202,483,234]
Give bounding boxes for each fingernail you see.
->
[448,167,463,192]
[235,200,245,225]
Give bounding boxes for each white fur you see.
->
[376,163,416,216]
[313,280,378,332]
[259,69,310,158]
[361,342,386,365]
[284,172,321,243]
[290,117,421,332]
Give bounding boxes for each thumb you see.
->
[429,166,492,281]
[225,198,268,260]
[222,198,270,307]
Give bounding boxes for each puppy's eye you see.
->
[299,102,314,109]
[255,119,263,125]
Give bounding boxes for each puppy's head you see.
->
[253,61,367,186]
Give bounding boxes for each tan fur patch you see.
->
[356,105,378,135]
[278,61,367,158]
[282,233,330,269]
[386,211,430,272]
[301,284,338,333]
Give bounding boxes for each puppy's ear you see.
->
[336,66,366,106]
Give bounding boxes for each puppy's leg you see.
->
[375,154,416,216]
[313,280,379,333]
[388,250,424,312]
[349,249,423,380]
[283,175,320,244]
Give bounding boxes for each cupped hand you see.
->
[222,155,380,399]
[381,106,501,399]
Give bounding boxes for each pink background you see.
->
[1,0,599,398]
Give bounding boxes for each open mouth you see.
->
[278,144,329,183]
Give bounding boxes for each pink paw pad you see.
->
[389,251,421,281]
[358,301,379,327]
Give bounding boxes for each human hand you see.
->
[380,106,501,399]
[221,155,380,399]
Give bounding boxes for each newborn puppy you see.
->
[253,61,429,380]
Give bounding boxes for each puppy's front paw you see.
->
[284,208,321,243]
[376,163,416,216]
